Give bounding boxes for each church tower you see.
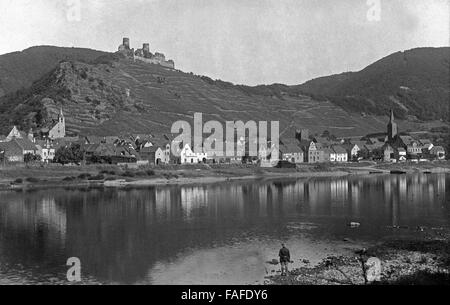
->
[387,109,398,142]
[49,108,66,139]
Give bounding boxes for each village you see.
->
[0,107,447,169]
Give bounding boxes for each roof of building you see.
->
[351,140,369,148]
[431,146,445,153]
[280,143,303,154]
[419,139,433,145]
[13,138,37,151]
[84,136,104,144]
[332,145,347,154]
[280,137,299,146]
[0,141,22,155]
[140,146,159,153]
[399,136,417,146]
[364,144,380,152]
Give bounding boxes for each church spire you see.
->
[387,109,398,142]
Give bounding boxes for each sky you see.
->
[0,0,448,85]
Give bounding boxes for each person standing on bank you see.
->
[279,244,291,276]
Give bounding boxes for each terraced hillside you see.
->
[0,55,438,138]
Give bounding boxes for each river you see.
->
[0,173,448,285]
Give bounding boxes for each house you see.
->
[0,141,24,162]
[279,142,304,164]
[343,144,360,160]
[398,147,407,162]
[399,136,422,155]
[180,144,207,164]
[138,136,171,164]
[84,143,115,159]
[13,138,37,156]
[35,140,56,163]
[384,144,395,162]
[419,139,434,152]
[332,145,348,163]
[308,142,328,163]
[259,143,280,167]
[140,146,168,165]
[430,146,446,160]
[0,137,37,162]
[6,126,25,141]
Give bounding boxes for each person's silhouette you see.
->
[279,244,291,276]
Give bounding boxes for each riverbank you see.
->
[267,227,450,285]
[0,161,449,191]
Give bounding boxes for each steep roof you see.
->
[399,135,417,146]
[419,139,432,145]
[0,141,22,156]
[280,143,303,154]
[13,138,37,151]
[140,146,158,153]
[332,145,347,154]
[431,146,445,153]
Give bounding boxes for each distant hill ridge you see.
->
[0,45,448,137]
[0,46,107,97]
[293,47,450,121]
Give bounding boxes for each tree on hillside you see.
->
[54,144,84,165]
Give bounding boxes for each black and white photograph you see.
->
[0,0,449,296]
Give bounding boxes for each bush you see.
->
[100,170,116,175]
[63,176,75,182]
[78,173,92,180]
[25,177,39,183]
[146,170,155,176]
[88,174,105,181]
[105,177,117,181]
[135,171,147,177]
[121,171,135,178]
[14,178,23,184]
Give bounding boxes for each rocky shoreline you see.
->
[266,228,450,285]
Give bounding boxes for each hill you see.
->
[0,52,438,138]
[0,46,107,97]
[293,47,450,121]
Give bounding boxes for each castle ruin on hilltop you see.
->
[117,38,175,69]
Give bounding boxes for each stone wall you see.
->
[134,55,175,69]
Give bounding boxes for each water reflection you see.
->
[0,173,448,284]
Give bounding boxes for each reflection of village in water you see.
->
[0,174,448,284]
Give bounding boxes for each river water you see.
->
[0,173,448,285]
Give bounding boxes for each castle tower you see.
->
[123,38,130,50]
[387,109,398,142]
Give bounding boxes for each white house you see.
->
[180,144,207,164]
[36,143,56,163]
[349,144,360,158]
[398,147,407,162]
[333,146,348,163]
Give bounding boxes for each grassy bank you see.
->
[0,161,449,191]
